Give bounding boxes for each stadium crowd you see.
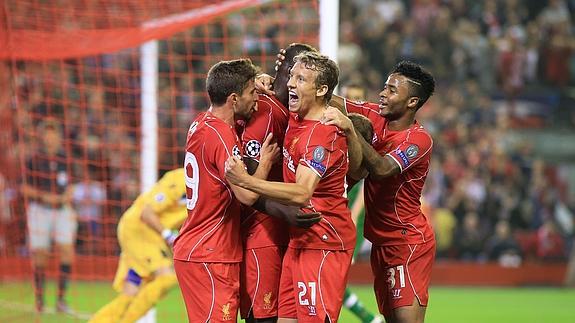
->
[337,0,575,264]
[0,0,574,266]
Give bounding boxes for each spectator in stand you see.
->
[453,212,485,261]
[70,165,107,255]
[484,220,523,267]
[21,120,76,313]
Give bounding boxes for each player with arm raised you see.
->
[226,51,355,322]
[239,43,318,323]
[323,61,436,323]
[88,168,186,323]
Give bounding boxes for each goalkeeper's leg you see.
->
[343,288,384,323]
[88,268,141,323]
[119,271,178,323]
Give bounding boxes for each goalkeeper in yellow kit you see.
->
[89,168,186,323]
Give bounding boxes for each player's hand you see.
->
[259,133,280,166]
[274,48,286,71]
[255,73,275,96]
[285,205,322,228]
[161,229,178,247]
[225,156,249,185]
[321,106,353,133]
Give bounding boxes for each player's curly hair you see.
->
[206,58,258,106]
[392,61,435,109]
[293,51,339,103]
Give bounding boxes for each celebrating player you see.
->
[88,168,186,323]
[238,43,318,323]
[173,59,319,322]
[225,51,356,322]
[323,61,436,323]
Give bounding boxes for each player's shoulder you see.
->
[162,168,185,183]
[408,123,433,144]
[258,94,288,117]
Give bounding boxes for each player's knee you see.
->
[123,269,142,296]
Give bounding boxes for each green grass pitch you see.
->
[1,281,574,322]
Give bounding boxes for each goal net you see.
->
[0,0,319,320]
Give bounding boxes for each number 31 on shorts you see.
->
[387,265,406,289]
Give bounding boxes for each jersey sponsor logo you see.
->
[232,145,242,158]
[406,144,419,159]
[245,139,261,158]
[392,289,402,299]
[309,159,326,174]
[395,148,410,167]
[283,147,296,173]
[155,193,165,202]
[312,146,325,163]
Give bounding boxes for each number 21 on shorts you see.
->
[298,281,317,306]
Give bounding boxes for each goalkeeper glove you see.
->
[161,229,178,247]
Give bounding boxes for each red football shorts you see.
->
[370,240,436,316]
[240,246,286,319]
[174,260,240,323]
[278,247,354,322]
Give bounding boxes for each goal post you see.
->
[0,0,332,320]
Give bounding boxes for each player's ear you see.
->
[227,93,238,106]
[407,96,419,110]
[316,84,328,98]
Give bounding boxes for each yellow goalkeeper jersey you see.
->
[118,168,187,242]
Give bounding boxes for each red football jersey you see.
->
[239,94,290,249]
[345,100,435,245]
[344,100,386,147]
[282,114,356,251]
[174,111,244,262]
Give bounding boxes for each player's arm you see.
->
[226,157,320,207]
[228,134,279,206]
[360,139,400,180]
[321,106,364,178]
[329,93,346,114]
[140,204,179,246]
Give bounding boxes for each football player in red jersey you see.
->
[323,61,436,323]
[238,43,318,323]
[226,51,356,323]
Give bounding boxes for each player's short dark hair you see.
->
[283,43,317,71]
[206,58,258,106]
[391,61,435,109]
[293,51,339,103]
[348,113,374,143]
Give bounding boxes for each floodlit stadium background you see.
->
[1,1,575,322]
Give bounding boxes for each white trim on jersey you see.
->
[248,249,261,317]
[393,170,430,243]
[202,263,216,323]
[318,250,333,323]
[321,217,346,251]
[406,244,423,306]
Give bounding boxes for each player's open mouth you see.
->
[289,91,299,106]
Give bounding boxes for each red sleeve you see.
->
[299,124,347,178]
[387,130,432,173]
[242,94,288,160]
